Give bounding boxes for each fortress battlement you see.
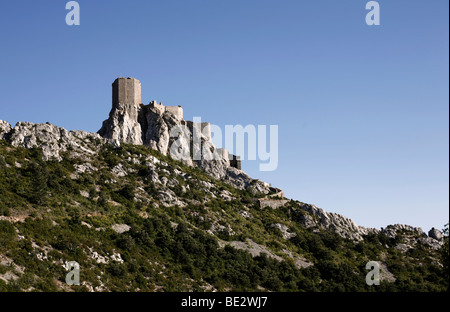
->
[147,100,183,121]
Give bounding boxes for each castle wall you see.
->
[113,77,141,107]
[148,101,183,120]
[165,106,183,120]
[149,101,165,115]
[268,190,285,199]
[259,199,289,209]
[229,154,241,170]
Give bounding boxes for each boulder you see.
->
[111,224,131,234]
[271,223,296,240]
[428,227,444,241]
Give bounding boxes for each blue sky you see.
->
[0,0,448,231]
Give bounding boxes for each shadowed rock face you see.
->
[429,227,444,241]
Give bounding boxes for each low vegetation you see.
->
[0,140,448,292]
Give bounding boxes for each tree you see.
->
[120,184,135,200]
[28,161,49,205]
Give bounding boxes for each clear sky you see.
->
[0,0,448,232]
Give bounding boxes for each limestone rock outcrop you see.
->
[295,202,378,241]
[379,224,444,251]
[271,223,297,240]
[428,227,444,241]
[380,224,426,239]
[1,121,107,161]
[0,120,11,140]
[98,102,143,145]
[293,203,446,245]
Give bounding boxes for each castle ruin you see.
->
[113,77,183,120]
[113,77,141,107]
[110,77,240,169]
[148,101,183,121]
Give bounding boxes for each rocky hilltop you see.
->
[98,98,251,189]
[0,115,444,246]
[0,79,447,292]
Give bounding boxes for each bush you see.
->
[120,184,135,201]
[0,220,16,248]
[108,263,127,277]
[116,235,135,250]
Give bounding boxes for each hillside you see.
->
[0,120,448,292]
[0,77,448,292]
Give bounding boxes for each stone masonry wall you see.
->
[112,77,141,107]
[164,106,183,120]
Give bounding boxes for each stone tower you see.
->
[112,77,141,107]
